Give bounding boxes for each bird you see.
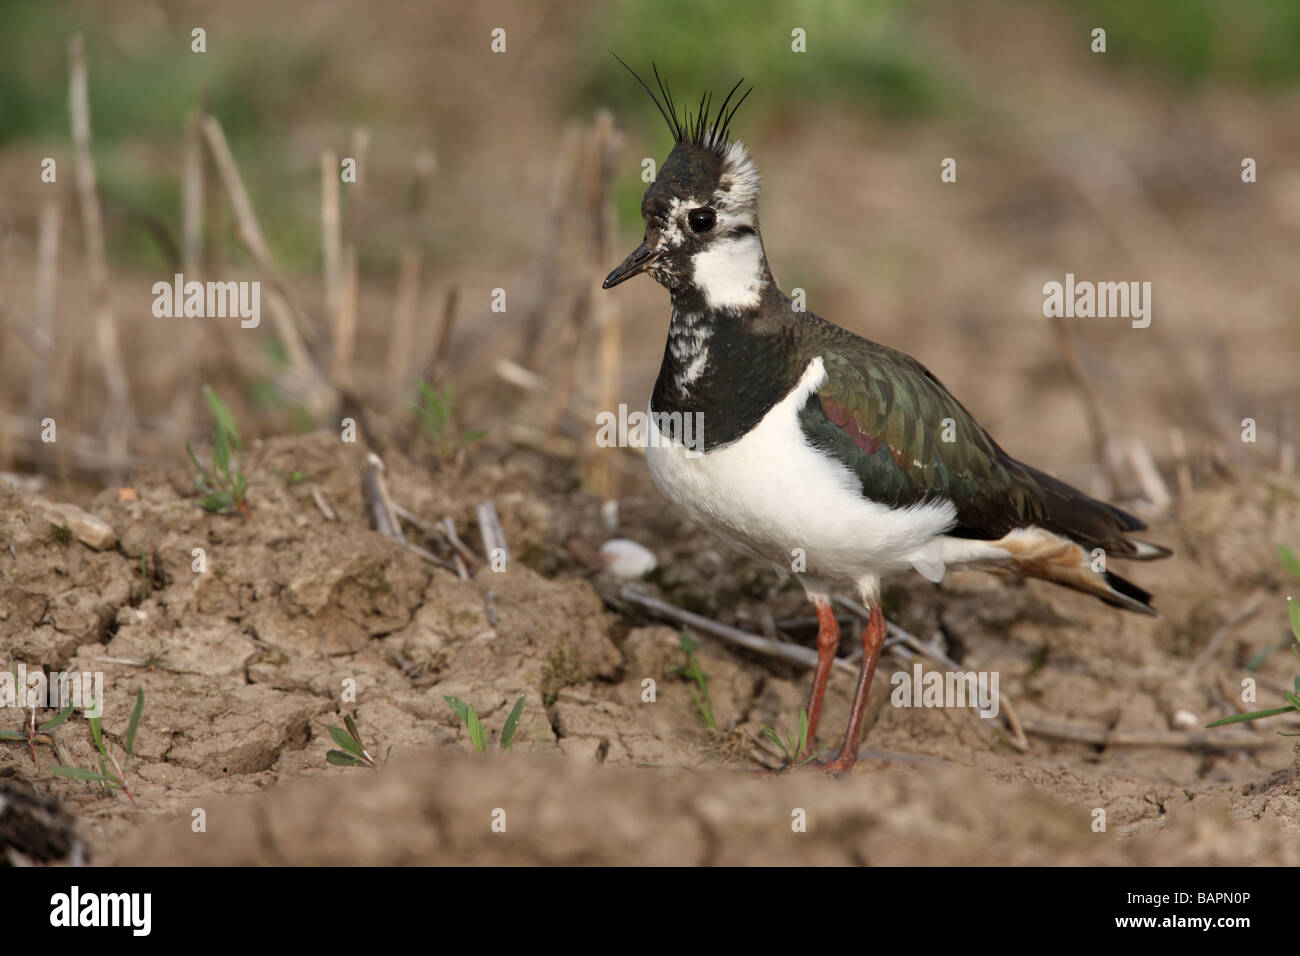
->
[601,60,1171,774]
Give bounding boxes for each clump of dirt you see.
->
[105,750,1300,867]
[1,433,1297,864]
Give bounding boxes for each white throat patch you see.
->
[690,233,766,312]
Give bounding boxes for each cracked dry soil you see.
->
[1,432,1298,865]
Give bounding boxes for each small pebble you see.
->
[34,500,117,551]
[598,538,657,578]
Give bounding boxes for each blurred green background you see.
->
[3,0,1299,271]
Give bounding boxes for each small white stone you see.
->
[33,500,117,550]
[598,539,657,579]
[1171,709,1199,731]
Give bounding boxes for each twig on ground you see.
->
[309,483,336,522]
[476,500,510,567]
[361,454,459,573]
[361,453,403,540]
[620,588,857,675]
[1020,716,1276,751]
[1128,438,1171,514]
[440,516,480,567]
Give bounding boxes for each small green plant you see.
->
[1279,544,1300,581]
[760,707,825,767]
[187,385,249,515]
[326,714,388,769]
[411,381,485,459]
[273,468,308,487]
[444,694,526,755]
[666,630,716,731]
[51,689,144,806]
[0,653,74,762]
[1206,595,1300,734]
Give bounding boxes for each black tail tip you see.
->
[1103,570,1160,617]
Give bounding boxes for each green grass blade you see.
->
[1289,597,1300,641]
[95,754,121,788]
[0,729,26,740]
[125,689,144,757]
[443,695,471,725]
[326,750,369,767]
[88,714,105,757]
[328,725,365,758]
[1206,705,1296,727]
[39,703,75,732]
[761,726,790,760]
[500,695,526,750]
[199,492,233,513]
[212,420,230,475]
[686,687,710,729]
[203,386,242,451]
[467,708,488,755]
[1245,640,1283,671]
[185,440,209,477]
[51,765,118,784]
[1279,545,1300,581]
[343,714,365,751]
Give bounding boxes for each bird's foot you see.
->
[751,747,835,776]
[802,749,859,775]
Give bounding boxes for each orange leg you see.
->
[802,594,840,752]
[813,604,886,774]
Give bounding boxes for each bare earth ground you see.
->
[2,432,1298,865]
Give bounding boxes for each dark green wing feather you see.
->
[798,331,1149,554]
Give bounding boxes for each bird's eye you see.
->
[687,208,716,233]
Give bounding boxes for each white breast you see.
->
[646,356,957,590]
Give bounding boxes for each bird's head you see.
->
[602,60,768,312]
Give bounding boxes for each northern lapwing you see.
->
[601,61,1171,773]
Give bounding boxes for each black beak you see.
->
[602,241,659,289]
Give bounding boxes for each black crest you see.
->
[611,53,752,154]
